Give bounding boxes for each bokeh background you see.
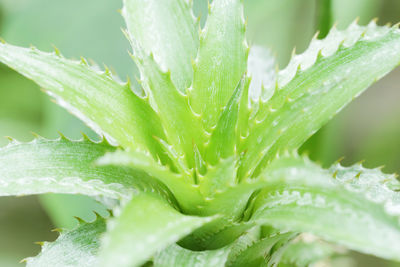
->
[0,0,399,266]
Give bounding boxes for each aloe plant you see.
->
[1,0,400,266]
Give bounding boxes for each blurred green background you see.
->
[0,0,399,266]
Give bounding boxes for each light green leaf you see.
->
[229,232,295,267]
[237,46,277,145]
[122,0,198,93]
[199,157,236,198]
[189,0,248,132]
[155,227,260,267]
[155,227,293,267]
[154,243,232,267]
[99,193,215,267]
[250,153,400,262]
[281,237,343,267]
[96,150,204,213]
[129,46,205,169]
[239,22,400,178]
[0,137,172,201]
[205,77,249,165]
[0,42,168,161]
[26,215,106,267]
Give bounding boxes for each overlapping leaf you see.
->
[239,22,400,178]
[249,153,400,261]
[26,215,106,267]
[0,42,168,161]
[0,136,172,202]
[96,150,203,212]
[122,0,198,93]
[189,0,248,133]
[99,193,215,267]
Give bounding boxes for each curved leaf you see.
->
[122,0,198,93]
[26,215,106,267]
[0,136,172,202]
[99,193,215,267]
[155,227,293,267]
[0,42,168,161]
[154,227,260,267]
[250,154,400,261]
[189,0,248,132]
[281,237,344,267]
[129,46,205,169]
[96,150,204,213]
[205,77,249,165]
[239,22,400,178]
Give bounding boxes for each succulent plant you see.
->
[1,0,400,266]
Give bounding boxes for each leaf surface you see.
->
[0,137,172,201]
[239,22,400,178]
[0,43,167,161]
[189,0,248,132]
[250,153,400,261]
[130,46,205,169]
[155,228,293,267]
[26,216,106,267]
[123,0,198,92]
[205,77,249,165]
[96,150,203,213]
[99,193,215,267]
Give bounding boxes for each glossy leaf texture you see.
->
[189,0,248,133]
[155,228,294,267]
[0,136,172,201]
[128,42,205,169]
[280,237,345,267]
[26,215,106,267]
[99,193,215,267]
[96,150,204,213]
[249,153,400,261]
[239,22,400,178]
[122,0,198,93]
[0,42,168,162]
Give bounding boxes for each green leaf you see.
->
[99,193,215,267]
[189,0,248,132]
[199,157,236,198]
[129,46,205,169]
[238,46,276,144]
[154,227,260,267]
[228,232,295,267]
[155,227,293,267]
[281,236,343,267]
[154,243,232,267]
[26,215,106,267]
[122,0,198,93]
[96,150,204,213]
[239,22,400,178]
[0,42,168,161]
[0,136,172,201]
[250,153,400,262]
[205,77,249,165]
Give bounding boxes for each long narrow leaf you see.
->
[0,136,172,202]
[99,193,215,267]
[96,150,204,213]
[189,0,248,132]
[250,153,400,261]
[0,42,168,161]
[122,0,198,93]
[26,215,106,267]
[239,22,400,178]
